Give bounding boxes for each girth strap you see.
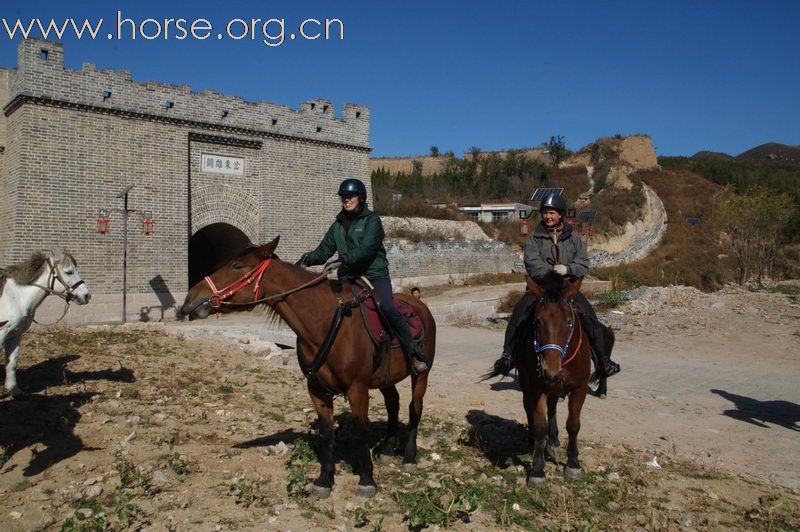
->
[300,286,369,394]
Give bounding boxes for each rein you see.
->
[192,258,334,316]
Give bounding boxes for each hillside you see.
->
[592,168,738,291]
[736,142,800,165]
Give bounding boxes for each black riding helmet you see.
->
[540,192,567,213]
[337,178,367,197]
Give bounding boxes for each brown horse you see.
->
[515,272,591,486]
[180,237,436,498]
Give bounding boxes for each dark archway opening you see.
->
[188,223,253,287]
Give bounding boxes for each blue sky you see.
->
[1,0,797,157]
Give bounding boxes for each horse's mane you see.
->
[1,251,48,286]
[539,271,566,302]
[0,250,77,294]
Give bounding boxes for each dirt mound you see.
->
[383,216,490,241]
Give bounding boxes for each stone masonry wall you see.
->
[1,39,370,324]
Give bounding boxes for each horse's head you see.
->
[48,247,91,305]
[180,236,280,320]
[526,272,582,385]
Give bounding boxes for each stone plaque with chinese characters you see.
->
[201,153,245,176]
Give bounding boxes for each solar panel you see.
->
[530,187,565,202]
[686,217,701,226]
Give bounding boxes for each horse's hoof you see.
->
[527,476,546,488]
[378,453,394,464]
[401,462,417,472]
[598,393,607,400]
[564,467,582,480]
[357,484,377,498]
[311,485,332,499]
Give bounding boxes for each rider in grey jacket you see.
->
[490,193,620,383]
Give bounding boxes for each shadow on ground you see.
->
[711,389,800,432]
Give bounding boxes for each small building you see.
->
[458,203,535,223]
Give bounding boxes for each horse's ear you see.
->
[525,275,545,298]
[564,276,583,300]
[256,236,280,259]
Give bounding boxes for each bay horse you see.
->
[180,236,436,498]
[489,272,591,486]
[0,247,91,399]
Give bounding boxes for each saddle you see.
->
[351,281,425,348]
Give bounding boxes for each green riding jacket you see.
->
[303,207,390,281]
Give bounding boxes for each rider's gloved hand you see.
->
[339,253,351,266]
[553,264,568,276]
[493,356,514,376]
[295,253,309,266]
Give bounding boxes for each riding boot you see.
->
[581,314,620,379]
[387,313,429,374]
[491,291,537,376]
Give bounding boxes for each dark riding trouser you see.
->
[371,278,427,361]
[501,291,614,369]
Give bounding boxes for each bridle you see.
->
[533,297,583,377]
[32,258,86,303]
[186,257,331,316]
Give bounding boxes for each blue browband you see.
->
[532,297,576,361]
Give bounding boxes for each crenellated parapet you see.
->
[5,39,370,149]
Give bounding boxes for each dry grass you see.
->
[593,169,738,291]
[497,289,524,313]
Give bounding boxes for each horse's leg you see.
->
[402,372,428,471]
[564,386,588,480]
[524,389,549,487]
[349,385,377,497]
[4,335,24,399]
[378,385,400,463]
[307,384,335,498]
[546,392,560,462]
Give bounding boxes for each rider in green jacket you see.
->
[298,178,429,374]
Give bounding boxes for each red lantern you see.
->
[140,217,155,235]
[95,217,111,234]
[517,220,533,237]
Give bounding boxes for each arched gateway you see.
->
[0,39,371,323]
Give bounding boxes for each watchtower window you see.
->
[220,110,229,119]
[316,126,322,133]
[102,90,111,102]
[40,50,48,61]
[310,103,316,110]
[271,119,277,126]
[164,100,174,109]
[355,111,361,119]
[322,105,329,113]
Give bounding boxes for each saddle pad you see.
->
[354,287,424,347]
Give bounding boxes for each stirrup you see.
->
[603,360,620,378]
[411,357,429,375]
[493,355,514,376]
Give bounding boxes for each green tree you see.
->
[543,135,571,167]
[718,186,797,284]
[430,145,440,157]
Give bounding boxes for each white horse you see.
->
[0,247,91,399]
